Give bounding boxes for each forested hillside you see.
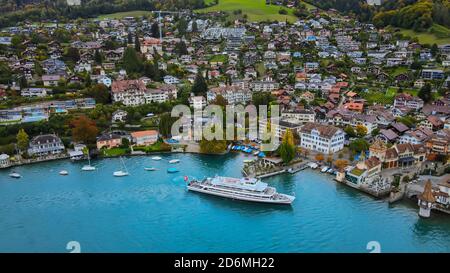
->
[0,0,205,28]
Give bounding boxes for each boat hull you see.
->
[187,186,294,205]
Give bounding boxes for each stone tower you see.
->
[418,180,435,218]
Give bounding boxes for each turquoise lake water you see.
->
[0,153,450,253]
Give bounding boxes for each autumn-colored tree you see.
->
[427,153,437,161]
[279,129,296,164]
[334,159,349,171]
[71,115,99,144]
[315,153,324,162]
[355,124,368,137]
[16,129,29,153]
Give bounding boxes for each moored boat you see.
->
[9,172,21,179]
[152,156,162,161]
[321,166,329,173]
[187,176,295,205]
[167,168,179,173]
[169,159,180,164]
[59,170,69,175]
[144,167,157,171]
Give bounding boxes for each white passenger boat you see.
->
[59,170,69,175]
[308,162,318,169]
[169,159,180,164]
[9,172,21,179]
[321,166,329,173]
[187,176,295,205]
[152,156,162,161]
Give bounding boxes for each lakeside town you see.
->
[0,1,449,219]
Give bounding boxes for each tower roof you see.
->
[419,180,436,203]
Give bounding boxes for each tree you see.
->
[199,138,227,154]
[16,129,29,153]
[134,34,141,53]
[122,47,143,74]
[191,71,207,95]
[279,129,296,164]
[349,138,369,153]
[159,113,176,138]
[70,115,99,144]
[151,22,160,38]
[430,43,438,57]
[211,94,227,107]
[334,159,349,171]
[355,124,368,137]
[177,17,188,37]
[64,47,80,63]
[94,49,103,64]
[175,40,188,56]
[192,20,198,33]
[315,153,324,162]
[0,62,12,84]
[418,83,432,103]
[83,84,110,104]
[127,32,133,44]
[344,125,356,138]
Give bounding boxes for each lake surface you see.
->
[1,153,449,253]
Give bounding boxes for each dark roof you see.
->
[30,134,62,145]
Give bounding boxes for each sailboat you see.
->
[81,150,95,171]
[113,157,129,177]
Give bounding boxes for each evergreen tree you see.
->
[122,47,143,74]
[134,34,141,53]
[191,71,207,95]
[418,83,432,103]
[151,22,160,38]
[175,40,188,56]
[192,20,198,33]
[127,32,133,44]
[94,49,103,64]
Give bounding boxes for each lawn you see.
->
[133,141,172,153]
[97,10,152,20]
[209,54,228,63]
[399,24,450,45]
[102,147,128,157]
[196,0,298,23]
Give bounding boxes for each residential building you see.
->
[207,86,252,105]
[131,130,159,146]
[96,133,123,150]
[111,80,147,106]
[299,122,345,153]
[28,134,65,156]
[0,154,11,168]
[393,93,424,110]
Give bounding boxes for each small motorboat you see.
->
[321,166,329,173]
[167,168,179,173]
[243,159,254,163]
[144,167,157,171]
[253,151,260,156]
[152,156,162,161]
[169,159,180,164]
[59,170,69,175]
[113,170,129,177]
[9,172,21,179]
[327,168,334,174]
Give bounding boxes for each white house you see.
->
[299,122,345,154]
[163,75,180,85]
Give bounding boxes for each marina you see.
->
[0,153,450,252]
